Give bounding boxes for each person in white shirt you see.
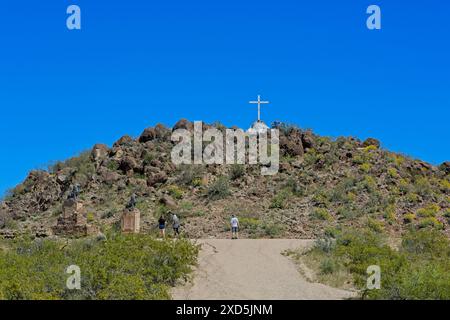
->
[230,215,239,239]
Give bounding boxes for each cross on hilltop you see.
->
[249,95,269,122]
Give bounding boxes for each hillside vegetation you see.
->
[0,233,198,300]
[0,119,449,300]
[1,119,448,240]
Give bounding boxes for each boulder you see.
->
[139,124,170,143]
[280,128,304,157]
[280,135,304,157]
[56,167,75,185]
[119,156,138,173]
[173,119,194,131]
[139,128,157,143]
[154,123,170,140]
[113,135,133,147]
[440,162,450,174]
[159,195,176,208]
[301,131,315,150]
[100,169,121,185]
[147,171,168,187]
[362,138,380,149]
[91,144,109,162]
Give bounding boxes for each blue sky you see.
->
[0,0,449,196]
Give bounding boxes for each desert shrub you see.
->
[367,217,384,233]
[0,234,198,300]
[401,229,450,258]
[269,189,291,209]
[239,218,283,238]
[416,204,440,218]
[167,185,183,199]
[50,151,95,183]
[403,213,415,224]
[262,222,283,238]
[337,205,360,220]
[405,192,420,204]
[311,188,330,207]
[304,149,323,167]
[239,217,261,232]
[283,177,304,196]
[142,151,157,167]
[320,258,338,275]
[414,177,433,198]
[352,154,364,165]
[207,176,230,200]
[383,204,396,224]
[387,167,399,179]
[417,217,444,230]
[359,163,372,173]
[310,208,332,221]
[443,208,450,219]
[177,165,204,186]
[314,236,336,253]
[439,179,450,192]
[191,178,203,187]
[361,175,377,193]
[309,227,450,299]
[229,164,245,180]
[106,160,119,171]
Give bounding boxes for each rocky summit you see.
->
[1,119,449,240]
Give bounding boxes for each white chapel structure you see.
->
[247,95,270,134]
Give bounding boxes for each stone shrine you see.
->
[53,199,96,236]
[121,208,141,233]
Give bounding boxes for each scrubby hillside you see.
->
[1,119,449,240]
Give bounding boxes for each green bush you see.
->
[283,178,304,196]
[310,208,332,221]
[367,217,384,233]
[229,164,245,180]
[167,185,183,199]
[320,258,338,275]
[177,165,204,186]
[306,228,450,299]
[416,204,440,218]
[417,217,444,230]
[270,189,291,209]
[403,213,415,224]
[207,176,230,200]
[0,234,198,300]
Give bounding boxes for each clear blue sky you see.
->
[1,0,449,196]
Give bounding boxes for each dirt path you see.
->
[172,239,356,300]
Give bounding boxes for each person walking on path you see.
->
[158,215,166,238]
[230,215,239,239]
[172,213,180,237]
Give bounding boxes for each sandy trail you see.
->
[172,239,355,300]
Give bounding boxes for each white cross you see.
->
[249,95,269,122]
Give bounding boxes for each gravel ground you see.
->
[172,239,356,300]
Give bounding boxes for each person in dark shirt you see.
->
[158,216,166,238]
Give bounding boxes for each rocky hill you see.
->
[1,119,449,239]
